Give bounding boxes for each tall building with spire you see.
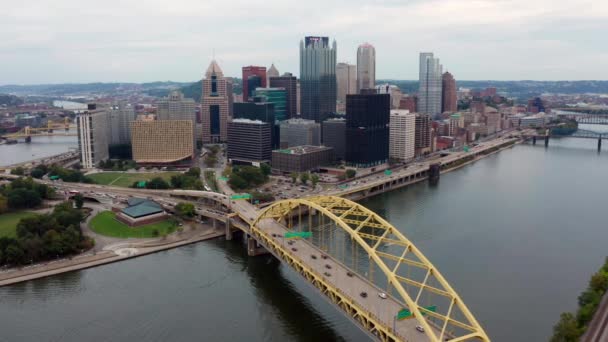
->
[442,71,457,113]
[202,60,230,143]
[267,63,279,84]
[356,43,376,92]
[299,36,337,122]
[418,52,443,117]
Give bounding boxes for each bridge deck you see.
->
[257,217,439,341]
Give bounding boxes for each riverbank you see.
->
[0,227,224,287]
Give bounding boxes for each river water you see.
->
[0,134,77,166]
[0,136,607,341]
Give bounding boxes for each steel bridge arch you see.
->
[251,196,489,342]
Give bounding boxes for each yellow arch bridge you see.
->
[247,196,489,342]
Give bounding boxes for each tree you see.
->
[345,169,357,179]
[10,167,25,176]
[228,173,248,190]
[4,245,24,265]
[300,172,309,185]
[146,177,170,189]
[0,195,8,214]
[260,163,271,176]
[550,312,580,342]
[73,194,84,209]
[311,174,319,188]
[30,168,45,179]
[175,202,195,218]
[186,167,201,178]
[290,172,298,183]
[7,188,41,209]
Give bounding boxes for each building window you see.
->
[210,105,220,135]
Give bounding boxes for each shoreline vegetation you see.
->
[551,257,608,341]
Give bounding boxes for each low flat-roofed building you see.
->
[271,145,334,173]
[115,198,168,227]
[130,120,194,164]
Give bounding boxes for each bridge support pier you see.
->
[544,135,549,147]
[247,236,269,256]
[225,218,233,240]
[532,136,536,145]
[212,218,217,229]
[428,163,440,186]
[599,138,602,152]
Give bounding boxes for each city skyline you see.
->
[2,0,607,84]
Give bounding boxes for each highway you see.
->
[255,216,439,341]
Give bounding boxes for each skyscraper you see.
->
[415,113,432,156]
[418,52,443,117]
[336,62,356,108]
[299,36,337,122]
[442,71,457,113]
[356,43,375,92]
[107,102,135,146]
[255,88,287,122]
[77,104,109,169]
[279,118,321,148]
[156,90,196,146]
[389,110,416,162]
[242,66,267,102]
[345,91,390,167]
[322,118,346,160]
[202,60,230,143]
[227,119,272,165]
[269,73,297,119]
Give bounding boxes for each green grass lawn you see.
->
[0,212,37,238]
[87,172,180,188]
[89,211,176,238]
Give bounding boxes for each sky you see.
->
[1,0,607,84]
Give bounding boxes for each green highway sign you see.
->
[230,194,251,200]
[49,175,60,180]
[384,169,393,176]
[219,176,228,181]
[137,181,146,188]
[463,146,470,152]
[397,308,412,320]
[284,232,312,239]
[397,305,436,320]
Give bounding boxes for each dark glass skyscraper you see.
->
[299,36,337,122]
[345,92,390,167]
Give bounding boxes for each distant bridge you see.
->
[1,118,77,141]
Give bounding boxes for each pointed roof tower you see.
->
[267,63,280,78]
[205,59,224,78]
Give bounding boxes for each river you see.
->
[0,134,77,166]
[1,136,607,341]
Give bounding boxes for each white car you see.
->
[378,292,387,299]
[415,325,425,333]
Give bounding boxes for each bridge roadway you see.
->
[326,133,521,199]
[255,216,437,341]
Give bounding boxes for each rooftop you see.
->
[122,198,164,218]
[273,145,332,155]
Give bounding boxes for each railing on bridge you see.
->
[250,196,489,342]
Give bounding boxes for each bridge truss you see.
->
[251,196,489,342]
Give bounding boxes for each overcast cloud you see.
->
[1,0,607,84]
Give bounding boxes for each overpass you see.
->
[224,196,489,341]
